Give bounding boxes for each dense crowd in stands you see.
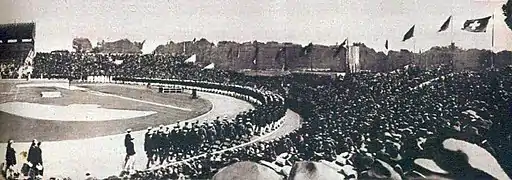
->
[116,65,512,179]
[0,61,19,79]
[4,52,512,179]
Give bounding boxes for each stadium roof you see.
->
[0,22,35,41]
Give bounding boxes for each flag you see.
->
[25,49,36,66]
[192,38,196,42]
[203,63,215,70]
[385,40,389,50]
[184,54,197,63]
[340,38,347,47]
[302,42,314,56]
[333,40,347,57]
[438,16,452,32]
[402,25,415,41]
[462,16,492,33]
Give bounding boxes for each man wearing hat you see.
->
[144,127,154,168]
[124,129,135,172]
[5,139,16,178]
[207,124,217,144]
[155,128,165,163]
[160,129,170,164]
[27,139,42,177]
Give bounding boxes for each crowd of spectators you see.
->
[0,62,19,79]
[116,64,511,179]
[8,52,512,179]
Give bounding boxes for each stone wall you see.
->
[153,39,512,72]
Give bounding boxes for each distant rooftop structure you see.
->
[0,22,36,43]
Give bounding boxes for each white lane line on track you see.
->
[86,90,193,112]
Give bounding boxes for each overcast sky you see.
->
[1,0,510,53]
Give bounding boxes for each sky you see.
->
[1,0,510,53]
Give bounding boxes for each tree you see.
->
[504,0,512,31]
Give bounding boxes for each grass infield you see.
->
[0,82,212,142]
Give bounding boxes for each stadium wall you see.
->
[153,39,512,72]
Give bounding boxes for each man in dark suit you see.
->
[35,142,43,176]
[144,127,154,169]
[5,139,16,177]
[27,139,39,177]
[124,129,135,172]
[192,89,197,99]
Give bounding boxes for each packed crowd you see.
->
[115,64,511,179]
[5,52,511,179]
[0,62,20,79]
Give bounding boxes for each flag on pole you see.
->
[203,63,215,70]
[25,49,36,66]
[340,38,347,47]
[333,39,347,57]
[438,16,452,32]
[302,42,314,56]
[385,40,389,50]
[402,25,415,41]
[462,16,492,33]
[184,54,197,63]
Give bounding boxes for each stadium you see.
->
[1,1,512,180]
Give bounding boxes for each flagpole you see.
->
[450,0,455,44]
[346,38,350,73]
[450,0,455,71]
[491,10,495,69]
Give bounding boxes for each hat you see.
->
[126,129,132,132]
[159,125,164,128]
[147,127,152,130]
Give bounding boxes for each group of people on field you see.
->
[3,139,44,180]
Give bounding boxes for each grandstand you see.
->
[1,19,511,180]
[0,22,35,78]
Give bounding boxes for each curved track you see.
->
[0,87,301,179]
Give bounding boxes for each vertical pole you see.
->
[413,34,417,68]
[491,11,495,69]
[451,0,455,71]
[346,38,350,73]
[451,0,455,45]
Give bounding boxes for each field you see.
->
[0,81,212,142]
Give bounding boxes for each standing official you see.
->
[124,129,135,172]
[5,139,16,178]
[144,127,154,169]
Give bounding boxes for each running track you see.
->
[0,85,301,179]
